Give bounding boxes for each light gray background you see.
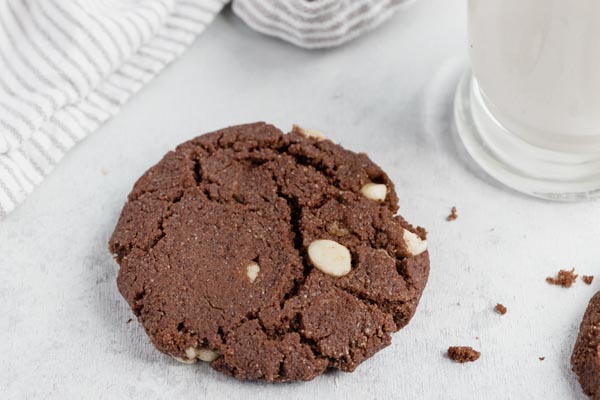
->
[2,1,599,399]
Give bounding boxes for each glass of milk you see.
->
[454,0,600,200]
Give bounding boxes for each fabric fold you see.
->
[0,0,227,216]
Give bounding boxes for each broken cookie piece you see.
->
[572,291,600,398]
[447,346,480,363]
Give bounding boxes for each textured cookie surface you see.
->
[572,291,600,399]
[109,122,429,382]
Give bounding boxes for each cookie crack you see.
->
[265,177,333,364]
[336,284,410,327]
[295,334,336,366]
[146,191,184,252]
[263,152,403,363]
[366,212,419,286]
[277,356,287,379]
[192,158,202,184]
[336,285,386,311]
[273,187,312,309]
[205,297,226,312]
[185,136,350,214]
[132,288,147,316]
[284,152,340,189]
[111,190,186,262]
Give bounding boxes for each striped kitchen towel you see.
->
[0,0,412,218]
[0,0,227,217]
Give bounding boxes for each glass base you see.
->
[454,71,600,201]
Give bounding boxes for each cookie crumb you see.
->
[583,275,594,285]
[546,268,578,288]
[447,346,480,363]
[446,206,458,221]
[495,303,507,315]
[126,318,132,323]
[539,357,545,361]
[101,168,108,176]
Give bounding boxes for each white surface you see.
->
[1,1,599,399]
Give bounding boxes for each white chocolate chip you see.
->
[196,348,220,362]
[246,262,260,283]
[360,183,387,201]
[185,347,199,359]
[402,229,427,256]
[308,239,352,277]
[293,124,327,141]
[175,347,220,364]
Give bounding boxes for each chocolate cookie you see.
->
[109,122,429,382]
[572,291,600,398]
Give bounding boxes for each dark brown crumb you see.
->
[126,318,133,323]
[546,268,578,288]
[583,275,594,285]
[539,357,545,361]
[446,206,458,221]
[447,346,480,363]
[495,303,507,315]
